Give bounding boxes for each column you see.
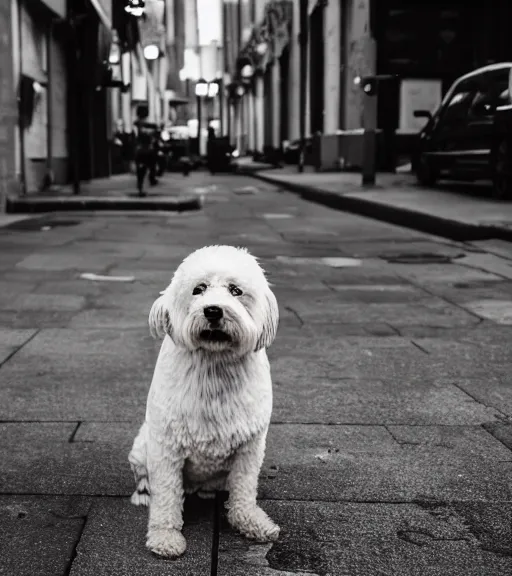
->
[254,73,264,153]
[324,0,341,133]
[271,59,280,149]
[248,86,255,151]
[1,0,17,204]
[288,0,300,141]
[235,99,242,153]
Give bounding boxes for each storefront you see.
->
[233,0,293,155]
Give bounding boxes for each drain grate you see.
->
[4,218,81,231]
[380,252,464,264]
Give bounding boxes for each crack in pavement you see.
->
[0,328,40,369]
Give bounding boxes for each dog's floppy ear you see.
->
[148,291,172,339]
[255,288,279,351]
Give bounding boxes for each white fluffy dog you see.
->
[128,245,280,558]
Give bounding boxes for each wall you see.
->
[287,0,299,141]
[49,29,68,184]
[343,0,376,130]
[20,3,48,193]
[0,0,17,210]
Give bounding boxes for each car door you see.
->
[462,68,512,178]
[423,78,477,175]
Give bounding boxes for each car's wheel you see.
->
[415,156,438,186]
[492,139,512,200]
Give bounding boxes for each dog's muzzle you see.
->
[200,305,232,343]
[204,306,223,321]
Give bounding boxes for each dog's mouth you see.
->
[199,329,232,343]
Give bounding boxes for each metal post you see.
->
[219,79,224,135]
[196,94,202,156]
[361,91,378,186]
[298,0,308,173]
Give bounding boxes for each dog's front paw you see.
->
[146,528,187,558]
[227,505,280,542]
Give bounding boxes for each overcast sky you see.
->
[197,0,222,45]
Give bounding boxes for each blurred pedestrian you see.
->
[134,106,159,196]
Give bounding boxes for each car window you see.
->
[439,84,474,126]
[469,69,511,115]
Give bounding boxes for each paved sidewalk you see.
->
[6,173,203,213]
[1,172,512,574]
[248,164,512,242]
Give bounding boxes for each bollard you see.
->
[358,74,398,186]
[360,77,378,186]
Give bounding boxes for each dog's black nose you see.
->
[204,306,223,321]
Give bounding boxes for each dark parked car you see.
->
[412,63,512,199]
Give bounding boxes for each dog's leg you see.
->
[225,430,280,542]
[128,423,150,507]
[145,439,187,558]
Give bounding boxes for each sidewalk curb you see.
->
[250,172,512,242]
[5,194,203,214]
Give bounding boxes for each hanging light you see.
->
[256,42,268,55]
[125,0,145,16]
[143,44,160,60]
[241,64,253,78]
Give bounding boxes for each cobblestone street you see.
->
[1,173,512,575]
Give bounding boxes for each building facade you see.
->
[228,0,512,170]
[0,0,178,210]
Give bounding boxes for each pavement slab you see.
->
[69,497,213,576]
[0,496,90,576]
[0,329,155,420]
[217,500,512,576]
[257,424,512,502]
[0,422,134,495]
[271,375,500,425]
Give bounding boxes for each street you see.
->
[1,172,512,575]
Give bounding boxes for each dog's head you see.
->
[149,245,279,355]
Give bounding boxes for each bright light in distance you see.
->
[256,42,267,55]
[195,81,208,97]
[353,76,361,86]
[241,65,253,78]
[207,83,219,97]
[143,45,159,60]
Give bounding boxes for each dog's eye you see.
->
[193,283,207,296]
[229,284,243,296]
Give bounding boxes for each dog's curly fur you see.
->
[128,245,280,558]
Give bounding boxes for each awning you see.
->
[237,0,293,74]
